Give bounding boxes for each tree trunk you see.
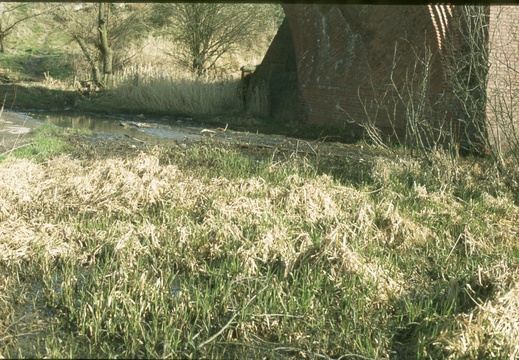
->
[0,20,4,53]
[98,2,113,77]
[74,34,102,88]
[193,56,205,76]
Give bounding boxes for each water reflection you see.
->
[25,111,293,149]
[28,111,204,146]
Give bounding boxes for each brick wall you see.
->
[486,6,519,151]
[284,5,452,143]
[252,4,519,152]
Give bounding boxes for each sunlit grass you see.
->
[0,130,518,358]
[0,6,517,357]
[0,125,90,163]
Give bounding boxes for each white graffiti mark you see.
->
[428,4,454,51]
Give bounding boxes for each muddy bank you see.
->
[0,111,44,154]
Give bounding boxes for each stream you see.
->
[24,110,298,150]
[27,111,208,145]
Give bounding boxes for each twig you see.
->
[360,187,383,194]
[131,137,145,143]
[220,340,377,360]
[216,123,229,132]
[305,141,318,156]
[197,297,254,350]
[274,347,377,360]
[290,140,302,159]
[250,313,305,318]
[336,352,378,359]
[0,142,33,156]
[0,331,40,343]
[272,346,332,359]
[445,230,464,264]
[200,129,216,136]
[196,285,267,350]
[0,93,6,119]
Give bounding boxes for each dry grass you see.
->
[1,130,519,358]
[104,72,243,116]
[441,278,519,359]
[67,22,276,117]
[2,10,276,118]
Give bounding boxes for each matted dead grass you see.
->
[441,279,519,359]
[1,135,519,358]
[0,146,405,297]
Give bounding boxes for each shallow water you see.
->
[24,110,296,149]
[26,111,205,146]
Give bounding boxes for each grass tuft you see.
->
[0,125,90,163]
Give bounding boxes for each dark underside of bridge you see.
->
[246,5,497,153]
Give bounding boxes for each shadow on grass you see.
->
[389,269,496,359]
[0,83,80,111]
[0,82,408,190]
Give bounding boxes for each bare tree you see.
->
[453,6,519,189]
[340,7,492,159]
[0,3,58,53]
[443,6,490,154]
[53,3,153,88]
[159,3,281,76]
[54,3,101,86]
[97,2,113,77]
[339,38,452,160]
[443,5,519,193]
[344,5,519,188]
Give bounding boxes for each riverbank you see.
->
[0,78,335,143]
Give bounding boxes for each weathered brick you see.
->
[250,4,519,152]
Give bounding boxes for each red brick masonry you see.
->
[250,5,519,153]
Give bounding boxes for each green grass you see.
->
[0,84,80,111]
[0,49,76,82]
[0,53,37,81]
[0,133,518,359]
[0,124,89,162]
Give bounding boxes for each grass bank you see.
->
[0,125,85,163]
[0,130,518,358]
[0,68,267,133]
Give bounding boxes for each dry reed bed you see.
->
[1,141,519,357]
